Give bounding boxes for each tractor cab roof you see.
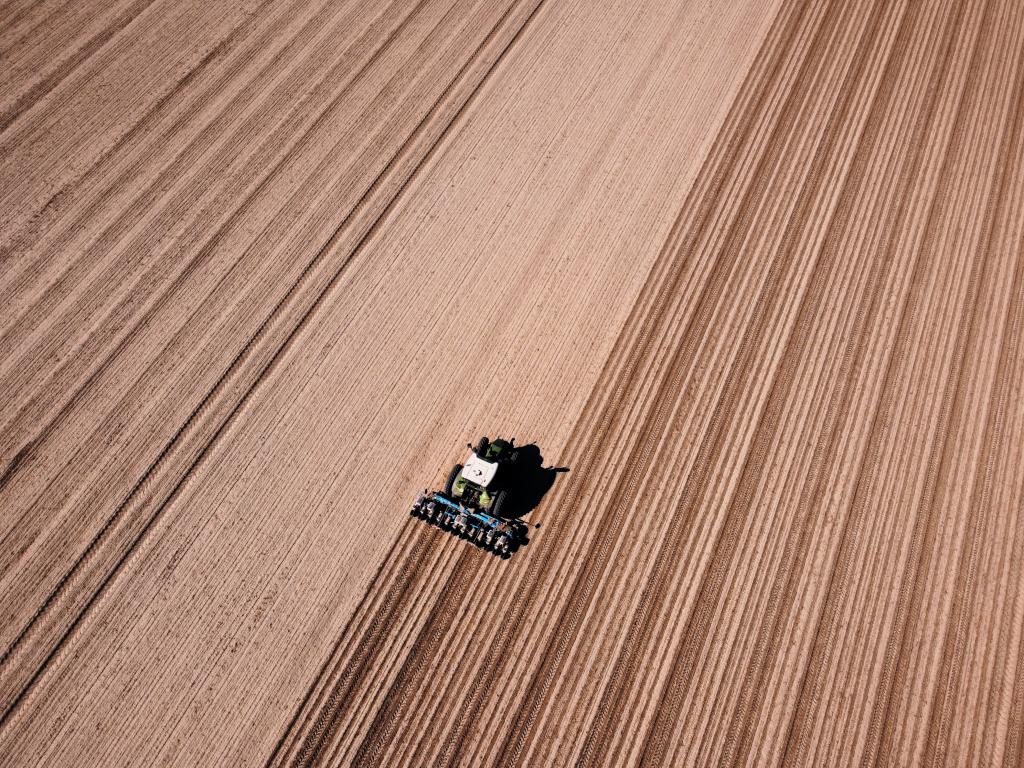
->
[462,452,498,488]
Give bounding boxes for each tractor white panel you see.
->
[461,453,498,488]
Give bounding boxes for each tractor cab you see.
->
[443,436,519,517]
[410,435,529,557]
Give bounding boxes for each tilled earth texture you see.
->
[2,0,1024,765]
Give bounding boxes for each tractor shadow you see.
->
[504,442,569,528]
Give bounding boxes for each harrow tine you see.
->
[410,482,525,556]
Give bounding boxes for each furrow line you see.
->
[462,0,833,762]
[574,1,892,761]
[0,0,352,326]
[0,0,161,136]
[713,0,948,759]
[751,0,977,759]
[867,3,1024,761]
[631,5,916,764]
[0,0,542,730]
[495,0,852,763]
[810,2,999,759]
[0,0,428,477]
[0,0,434,677]
[776,0,990,760]
[921,34,1024,766]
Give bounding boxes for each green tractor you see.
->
[445,436,519,517]
[410,436,527,556]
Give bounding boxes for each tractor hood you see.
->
[461,452,498,488]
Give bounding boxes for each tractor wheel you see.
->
[510,449,520,464]
[445,464,462,496]
[475,436,489,455]
[491,489,508,518]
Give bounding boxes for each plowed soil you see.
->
[2,0,1023,765]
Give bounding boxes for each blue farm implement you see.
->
[410,436,527,556]
[410,492,522,555]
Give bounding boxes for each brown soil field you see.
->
[1,0,1023,765]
